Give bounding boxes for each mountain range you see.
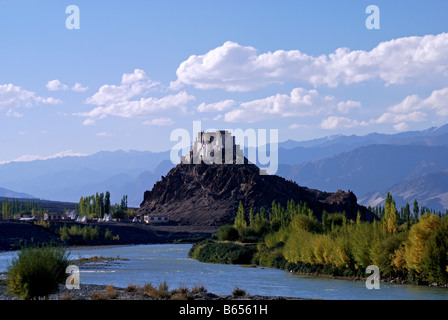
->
[0,124,447,211]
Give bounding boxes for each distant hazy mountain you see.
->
[282,144,448,196]
[278,124,448,150]
[1,124,447,210]
[0,187,34,199]
[0,150,171,206]
[359,170,448,212]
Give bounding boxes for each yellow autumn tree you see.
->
[383,192,399,234]
[405,213,441,274]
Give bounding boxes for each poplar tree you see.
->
[234,201,247,238]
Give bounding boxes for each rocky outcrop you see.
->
[137,162,376,226]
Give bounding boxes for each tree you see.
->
[234,201,247,239]
[383,192,399,234]
[104,191,111,214]
[120,195,128,211]
[403,202,411,226]
[405,213,442,274]
[420,217,448,284]
[413,199,419,223]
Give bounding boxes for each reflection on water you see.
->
[1,244,448,300]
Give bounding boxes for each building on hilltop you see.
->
[180,130,245,165]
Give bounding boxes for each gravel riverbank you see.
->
[0,282,299,300]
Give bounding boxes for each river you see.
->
[1,243,447,300]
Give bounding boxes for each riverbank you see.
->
[188,240,448,289]
[0,281,301,300]
[0,220,216,252]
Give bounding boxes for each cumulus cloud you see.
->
[173,33,448,91]
[46,79,68,91]
[86,69,159,106]
[0,83,61,110]
[78,69,195,124]
[375,87,448,130]
[320,116,368,130]
[197,100,236,112]
[72,83,88,92]
[337,100,362,114]
[223,87,353,123]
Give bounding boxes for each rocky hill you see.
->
[137,162,376,226]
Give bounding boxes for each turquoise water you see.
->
[1,243,448,300]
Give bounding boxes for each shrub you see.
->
[7,245,70,300]
[217,225,239,241]
[232,287,247,297]
[141,281,170,300]
[190,241,257,265]
[124,284,139,292]
[104,229,113,240]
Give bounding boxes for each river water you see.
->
[1,243,447,300]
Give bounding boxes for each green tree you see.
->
[104,191,111,214]
[234,201,247,239]
[383,192,399,234]
[413,199,419,223]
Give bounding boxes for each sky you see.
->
[0,0,447,163]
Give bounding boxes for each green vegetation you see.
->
[58,224,119,242]
[189,240,256,265]
[1,199,48,219]
[191,194,448,286]
[6,244,69,300]
[78,192,133,219]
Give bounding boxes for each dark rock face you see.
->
[137,162,376,226]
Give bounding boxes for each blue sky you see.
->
[0,0,447,163]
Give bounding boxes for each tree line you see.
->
[78,192,132,219]
[0,199,47,219]
[217,193,448,285]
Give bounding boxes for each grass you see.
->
[122,282,208,300]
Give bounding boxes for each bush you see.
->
[217,225,239,241]
[232,287,247,297]
[7,245,69,300]
[189,240,257,265]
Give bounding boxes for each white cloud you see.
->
[79,69,194,124]
[46,79,68,91]
[72,82,88,92]
[142,117,174,126]
[86,69,159,106]
[375,87,448,130]
[288,123,307,129]
[223,87,355,123]
[375,111,427,124]
[197,99,235,112]
[0,83,61,110]
[337,100,361,114]
[393,122,409,132]
[6,109,23,118]
[96,132,112,137]
[321,116,368,130]
[174,33,448,91]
